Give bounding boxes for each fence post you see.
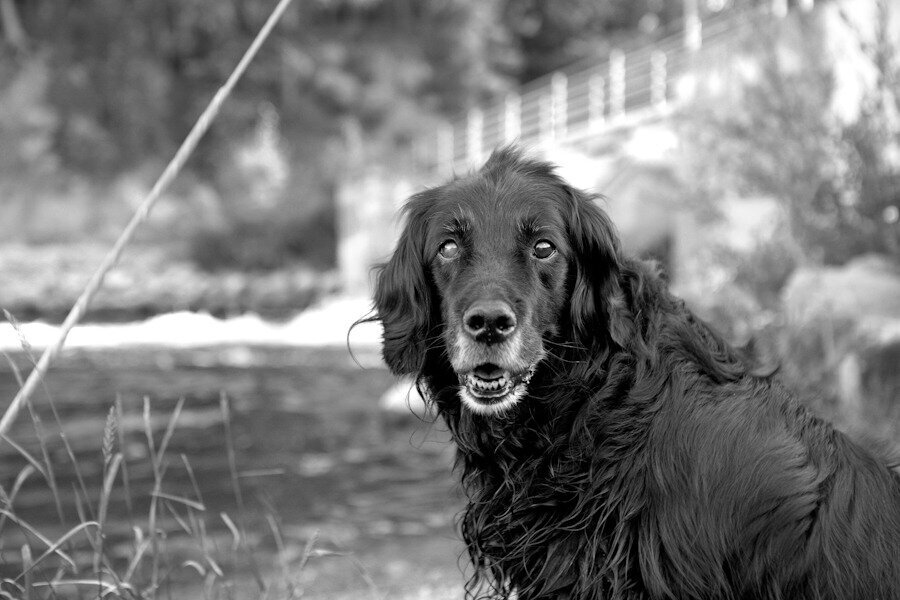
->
[504,93,521,143]
[550,72,567,140]
[437,123,454,173]
[651,50,667,110]
[609,50,625,120]
[588,72,605,130]
[467,107,483,166]
[772,0,788,17]
[684,0,702,51]
[538,93,551,144]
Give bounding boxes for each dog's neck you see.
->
[422,349,654,598]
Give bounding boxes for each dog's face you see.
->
[373,148,627,415]
[428,170,573,414]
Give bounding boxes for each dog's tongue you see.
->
[473,363,505,380]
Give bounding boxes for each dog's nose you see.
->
[463,301,517,344]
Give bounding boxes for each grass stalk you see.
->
[5,336,68,537]
[4,311,96,523]
[116,394,136,538]
[96,453,123,573]
[0,465,36,544]
[20,545,32,600]
[15,521,100,582]
[143,397,161,598]
[219,392,266,590]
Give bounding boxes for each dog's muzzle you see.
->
[457,362,537,415]
[452,300,542,415]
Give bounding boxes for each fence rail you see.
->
[410,0,816,176]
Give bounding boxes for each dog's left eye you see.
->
[533,240,556,259]
[438,240,460,259]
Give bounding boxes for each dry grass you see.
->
[0,316,332,600]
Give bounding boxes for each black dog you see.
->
[371,147,900,599]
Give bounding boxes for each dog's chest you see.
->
[461,447,646,598]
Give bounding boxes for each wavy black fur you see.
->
[370,147,900,599]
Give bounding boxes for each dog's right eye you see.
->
[438,240,460,259]
[533,240,556,259]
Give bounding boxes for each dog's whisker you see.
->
[542,349,586,366]
[542,338,586,350]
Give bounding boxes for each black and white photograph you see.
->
[0,0,898,598]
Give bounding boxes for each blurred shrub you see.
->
[280,203,338,268]
[859,340,900,415]
[189,203,337,272]
[639,235,674,280]
[727,232,801,310]
[778,256,900,429]
[674,4,900,435]
[0,57,58,175]
[678,3,900,266]
[0,56,63,240]
[0,243,337,321]
[690,283,771,346]
[678,211,800,339]
[189,107,338,272]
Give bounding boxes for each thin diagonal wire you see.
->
[0,0,295,438]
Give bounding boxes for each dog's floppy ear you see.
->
[372,191,438,375]
[565,187,633,350]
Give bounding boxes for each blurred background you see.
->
[0,0,898,598]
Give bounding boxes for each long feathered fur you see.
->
[371,147,900,600]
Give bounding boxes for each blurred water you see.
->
[0,344,463,597]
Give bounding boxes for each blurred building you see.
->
[335,0,861,295]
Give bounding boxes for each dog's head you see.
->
[373,147,629,415]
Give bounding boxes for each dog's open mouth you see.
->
[458,363,536,413]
